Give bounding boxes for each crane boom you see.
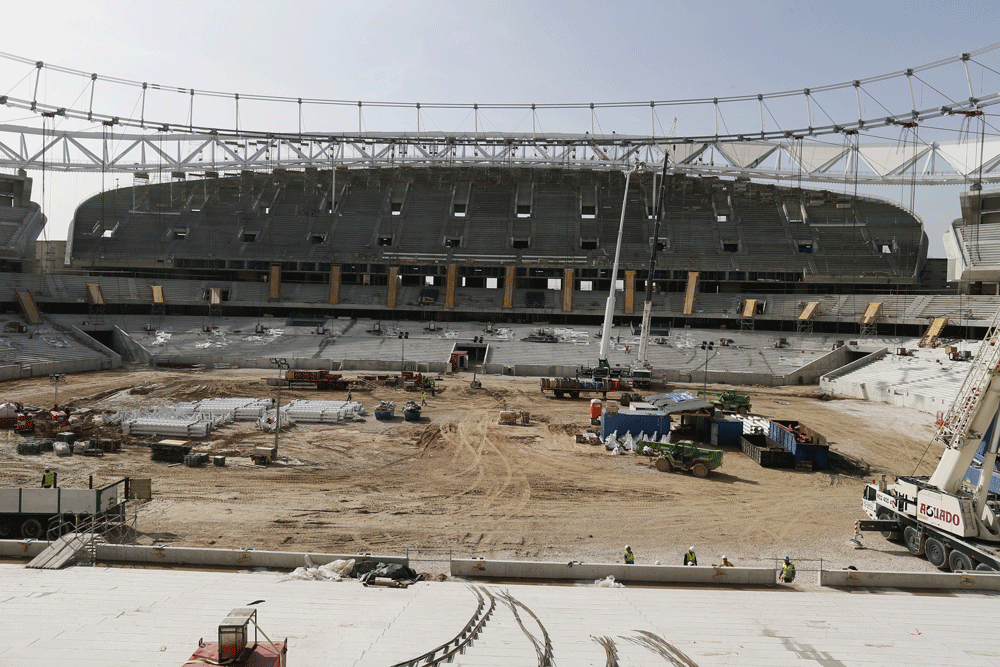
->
[636,150,670,366]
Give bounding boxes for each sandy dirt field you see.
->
[0,367,946,574]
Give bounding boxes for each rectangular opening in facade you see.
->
[722,241,739,253]
[581,239,599,250]
[310,234,325,244]
[444,238,462,248]
[512,238,530,249]
[651,237,669,252]
[390,181,407,216]
[581,185,597,218]
[453,181,471,217]
[242,232,257,242]
[378,237,393,246]
[797,242,814,253]
[516,181,532,217]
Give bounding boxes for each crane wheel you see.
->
[976,562,996,571]
[924,537,949,569]
[691,462,710,478]
[654,457,671,472]
[877,511,901,541]
[738,407,749,415]
[903,526,925,555]
[20,518,43,540]
[948,550,973,572]
[0,518,14,538]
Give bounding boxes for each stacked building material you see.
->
[283,399,364,424]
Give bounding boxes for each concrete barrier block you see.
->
[820,568,1000,590]
[95,544,408,569]
[451,559,776,585]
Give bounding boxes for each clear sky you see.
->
[1,0,998,258]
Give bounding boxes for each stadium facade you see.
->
[3,164,998,337]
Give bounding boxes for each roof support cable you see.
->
[188,89,194,132]
[758,94,765,139]
[140,82,147,129]
[31,60,43,112]
[961,53,976,103]
[88,72,96,121]
[804,89,813,132]
[854,80,864,129]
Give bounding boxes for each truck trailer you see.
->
[0,478,129,540]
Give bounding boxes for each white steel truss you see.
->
[2,122,1000,185]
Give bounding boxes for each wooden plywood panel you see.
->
[503,266,515,309]
[741,298,757,318]
[328,265,341,305]
[624,270,636,315]
[920,317,949,347]
[208,288,222,306]
[150,285,165,304]
[562,268,574,313]
[387,266,399,308]
[798,301,819,320]
[682,272,699,315]
[859,302,882,325]
[85,283,105,305]
[16,290,41,324]
[445,264,458,309]
[268,264,281,301]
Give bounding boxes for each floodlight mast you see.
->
[596,160,642,378]
[636,150,671,367]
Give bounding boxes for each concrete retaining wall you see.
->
[0,539,407,569]
[820,568,1000,590]
[63,323,122,369]
[451,559,777,585]
[113,326,153,364]
[785,346,857,385]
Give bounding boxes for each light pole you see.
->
[270,358,288,455]
[49,374,66,408]
[398,331,408,380]
[700,341,714,395]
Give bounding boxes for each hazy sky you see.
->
[1,0,998,258]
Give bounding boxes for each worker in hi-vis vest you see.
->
[683,547,697,566]
[624,545,634,564]
[41,468,56,488]
[781,556,796,582]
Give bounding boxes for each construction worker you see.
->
[624,545,634,564]
[41,468,56,488]
[347,390,353,402]
[780,556,796,582]
[421,391,428,407]
[683,546,697,566]
[720,555,734,567]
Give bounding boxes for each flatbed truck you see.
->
[0,477,129,540]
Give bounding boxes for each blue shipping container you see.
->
[601,410,671,440]
[711,419,744,447]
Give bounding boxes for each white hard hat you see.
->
[625,544,630,549]
[722,555,727,559]
[690,546,695,551]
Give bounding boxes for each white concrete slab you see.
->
[3,564,1000,665]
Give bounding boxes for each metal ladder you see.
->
[935,304,1000,448]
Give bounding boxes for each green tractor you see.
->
[638,439,723,478]
[697,389,751,414]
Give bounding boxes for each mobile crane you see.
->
[860,305,1000,571]
[631,149,671,390]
